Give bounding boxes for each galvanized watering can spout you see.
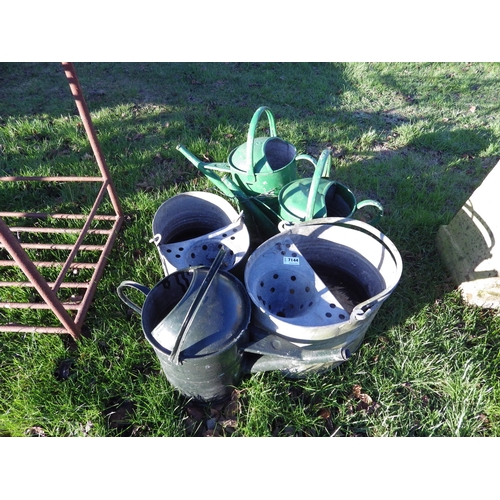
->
[240,327,353,376]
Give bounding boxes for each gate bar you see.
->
[62,62,123,218]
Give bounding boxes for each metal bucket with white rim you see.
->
[243,217,403,374]
[150,191,250,275]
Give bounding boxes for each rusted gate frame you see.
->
[0,62,124,340]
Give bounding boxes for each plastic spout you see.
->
[176,144,235,199]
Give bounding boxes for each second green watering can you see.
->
[278,149,384,224]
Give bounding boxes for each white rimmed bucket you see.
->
[151,191,250,275]
[244,218,403,349]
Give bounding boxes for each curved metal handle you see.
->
[116,281,151,315]
[246,106,277,176]
[305,149,331,221]
[355,199,384,225]
[170,246,228,365]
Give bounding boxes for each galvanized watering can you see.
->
[177,106,300,197]
[117,249,251,402]
[117,218,402,403]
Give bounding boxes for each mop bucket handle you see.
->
[116,281,151,315]
[246,106,277,175]
[281,217,402,317]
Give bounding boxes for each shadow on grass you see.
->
[2,62,498,349]
[2,63,500,436]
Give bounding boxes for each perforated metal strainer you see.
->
[248,239,349,325]
[151,191,250,275]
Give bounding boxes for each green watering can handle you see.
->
[246,106,277,176]
[295,152,331,178]
[356,199,384,225]
[304,149,331,220]
[295,153,317,164]
[117,281,151,315]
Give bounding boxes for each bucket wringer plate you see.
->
[244,218,403,347]
[150,191,250,275]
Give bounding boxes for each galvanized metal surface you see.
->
[244,218,403,344]
[150,191,250,276]
[117,249,253,403]
[0,62,123,340]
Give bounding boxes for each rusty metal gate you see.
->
[0,62,124,340]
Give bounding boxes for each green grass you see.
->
[1,62,500,437]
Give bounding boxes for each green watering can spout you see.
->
[176,144,235,199]
[176,144,231,173]
[176,144,281,240]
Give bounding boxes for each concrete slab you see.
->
[459,277,500,309]
[436,159,500,309]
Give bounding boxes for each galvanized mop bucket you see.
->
[150,191,250,275]
[244,218,403,354]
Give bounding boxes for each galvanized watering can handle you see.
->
[246,106,277,176]
[169,246,228,365]
[116,281,151,315]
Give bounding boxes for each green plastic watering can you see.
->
[177,106,298,197]
[278,149,384,225]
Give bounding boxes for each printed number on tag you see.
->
[283,256,300,265]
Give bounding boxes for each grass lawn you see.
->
[0,62,500,437]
